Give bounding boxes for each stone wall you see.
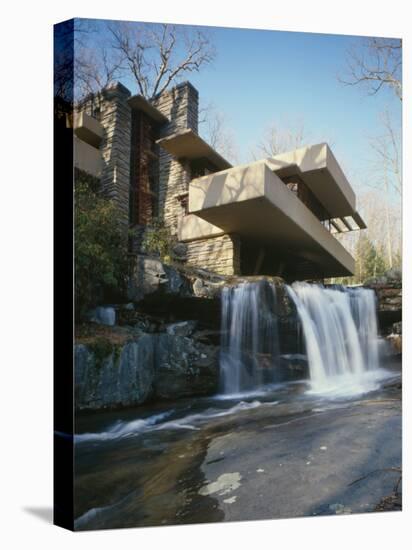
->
[99,83,132,226]
[153,81,198,134]
[365,273,402,357]
[153,82,199,236]
[77,80,243,277]
[78,82,132,227]
[373,285,402,313]
[366,275,402,333]
[185,234,241,276]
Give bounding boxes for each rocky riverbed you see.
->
[73,365,401,530]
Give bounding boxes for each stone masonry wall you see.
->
[185,234,241,275]
[153,82,199,236]
[99,83,132,227]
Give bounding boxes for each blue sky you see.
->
[186,26,401,193]
[79,20,402,199]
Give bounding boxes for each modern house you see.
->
[74,80,366,281]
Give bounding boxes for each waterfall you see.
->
[220,280,280,394]
[219,279,383,398]
[287,282,381,396]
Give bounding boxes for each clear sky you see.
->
[79,20,402,199]
[185,25,401,194]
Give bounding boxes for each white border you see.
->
[1,1,409,548]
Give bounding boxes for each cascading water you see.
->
[219,278,384,398]
[287,282,382,396]
[220,280,280,394]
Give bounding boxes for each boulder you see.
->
[127,256,168,302]
[154,334,219,399]
[127,255,191,303]
[86,306,116,326]
[166,320,197,337]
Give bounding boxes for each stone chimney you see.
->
[153,81,199,134]
[152,82,199,235]
[98,82,132,226]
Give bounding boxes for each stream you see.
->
[74,366,401,530]
[73,281,402,530]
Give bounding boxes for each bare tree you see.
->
[251,118,308,159]
[369,110,402,197]
[330,188,401,283]
[107,22,215,99]
[200,102,239,164]
[75,44,124,100]
[340,37,402,101]
[71,19,125,101]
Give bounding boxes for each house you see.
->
[73,80,366,281]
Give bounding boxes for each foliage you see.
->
[88,336,114,368]
[140,219,175,263]
[75,170,128,318]
[329,231,398,286]
[355,235,387,283]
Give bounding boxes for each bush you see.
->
[75,170,128,319]
[141,219,175,263]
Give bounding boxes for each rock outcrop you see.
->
[155,330,219,399]
[365,270,402,335]
[75,335,155,410]
[76,262,306,411]
[75,322,219,411]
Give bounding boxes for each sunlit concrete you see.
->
[187,159,355,277]
[73,112,104,148]
[266,143,356,219]
[179,214,225,241]
[157,129,232,171]
[74,136,103,178]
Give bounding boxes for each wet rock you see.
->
[198,472,242,496]
[75,336,155,411]
[329,503,352,515]
[192,277,224,299]
[192,329,222,346]
[154,334,219,399]
[166,320,197,337]
[279,354,308,380]
[86,306,116,326]
[170,242,187,261]
[75,326,220,410]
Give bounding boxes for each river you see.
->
[74,363,401,530]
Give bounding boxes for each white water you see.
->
[287,282,383,397]
[75,400,281,444]
[220,280,280,394]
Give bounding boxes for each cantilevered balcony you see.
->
[73,112,104,178]
[180,144,366,279]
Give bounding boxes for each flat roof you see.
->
[128,94,169,124]
[187,160,355,277]
[157,129,232,171]
[266,143,357,219]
